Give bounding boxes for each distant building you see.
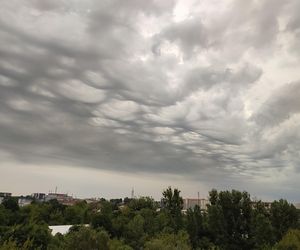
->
[18,197,33,207]
[0,192,12,204]
[0,192,12,198]
[183,198,210,211]
[61,199,81,206]
[32,193,46,202]
[45,193,76,205]
[46,193,70,201]
[84,198,98,204]
[251,201,272,210]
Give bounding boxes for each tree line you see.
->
[0,187,299,249]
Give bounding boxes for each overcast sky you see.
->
[1,0,300,201]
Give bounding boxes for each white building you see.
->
[183,198,210,211]
[18,197,32,207]
[49,225,89,236]
[49,225,74,236]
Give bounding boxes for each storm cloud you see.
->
[1,0,300,200]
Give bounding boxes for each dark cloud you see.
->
[252,81,300,127]
[183,63,262,92]
[0,0,300,200]
[153,17,208,57]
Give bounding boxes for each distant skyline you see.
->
[1,0,300,202]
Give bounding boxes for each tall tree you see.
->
[207,189,253,250]
[251,201,275,249]
[270,199,298,241]
[162,187,183,232]
[186,205,204,248]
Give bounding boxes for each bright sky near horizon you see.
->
[0,0,300,201]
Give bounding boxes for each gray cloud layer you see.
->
[1,0,300,199]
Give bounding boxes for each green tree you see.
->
[64,226,110,250]
[64,206,82,224]
[91,213,112,233]
[162,187,183,232]
[144,231,191,250]
[207,201,226,247]
[0,238,33,250]
[2,198,19,212]
[124,214,146,249]
[109,238,133,250]
[47,233,65,250]
[0,205,9,226]
[156,210,174,233]
[48,210,64,225]
[128,197,157,211]
[251,213,275,249]
[276,229,300,250]
[186,205,205,248]
[111,214,129,238]
[0,239,19,250]
[270,200,298,241]
[140,208,158,236]
[207,189,253,250]
[251,201,275,249]
[2,223,51,250]
[28,204,51,224]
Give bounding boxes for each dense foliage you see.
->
[0,187,298,250]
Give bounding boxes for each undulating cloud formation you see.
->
[1,0,300,200]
